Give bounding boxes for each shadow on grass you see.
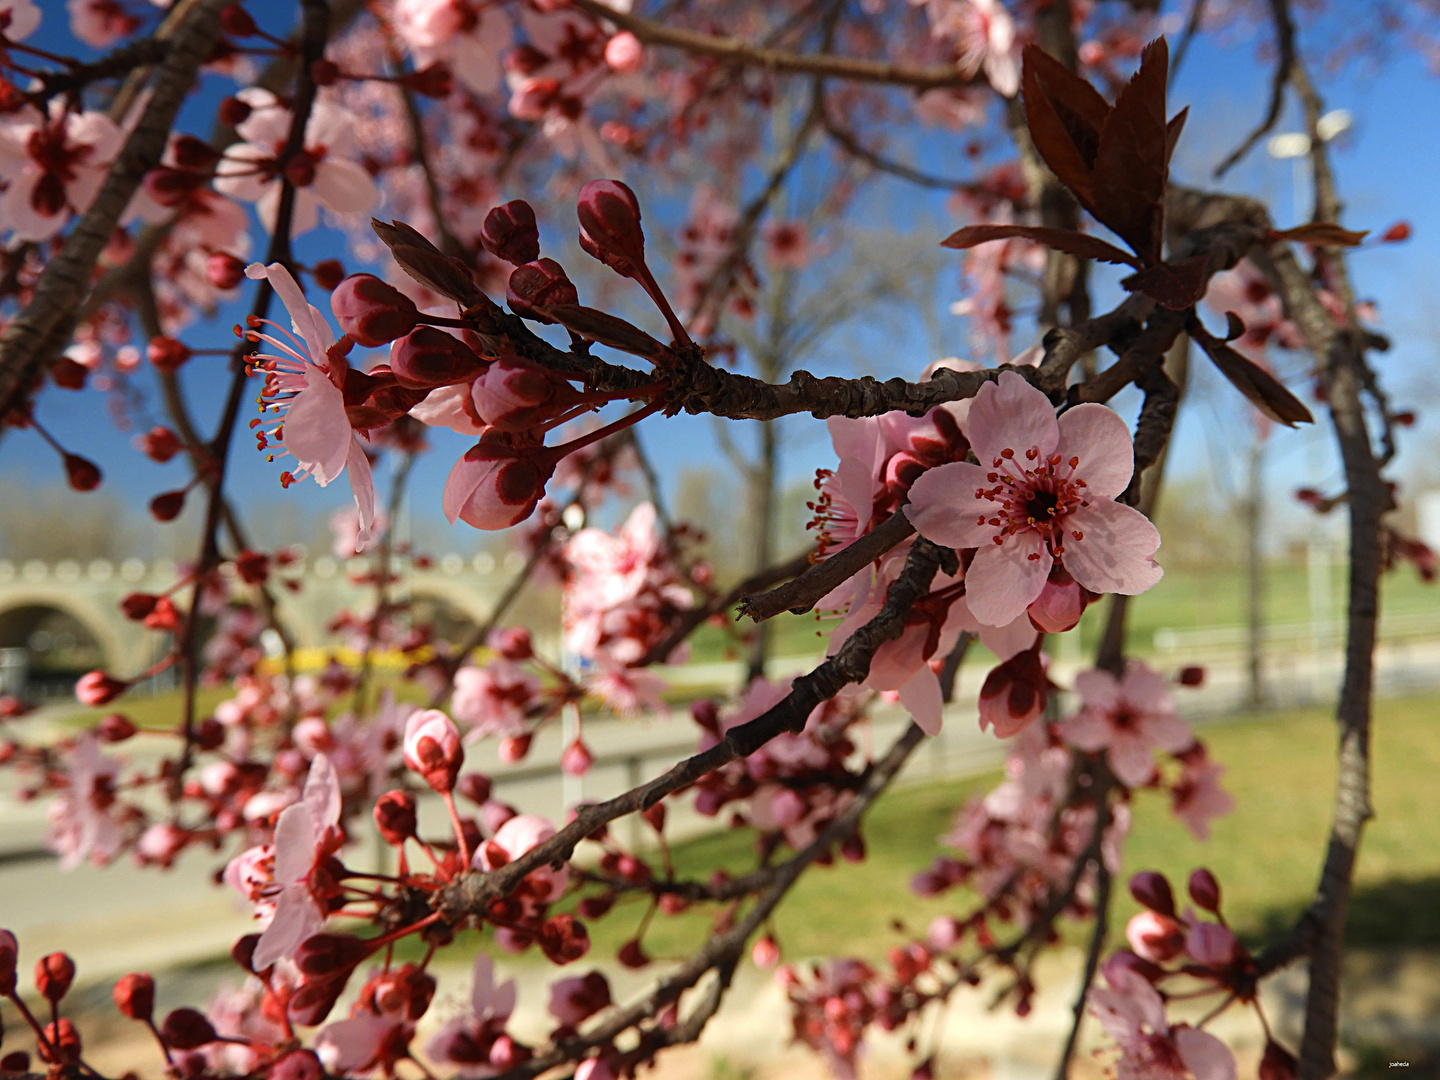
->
[1252,875,1440,950]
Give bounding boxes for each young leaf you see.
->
[1198,338,1315,426]
[1020,46,1103,214]
[940,224,1142,266]
[535,304,671,361]
[370,219,481,304]
[1120,254,1210,309]
[1092,38,1171,265]
[1165,107,1189,168]
[1270,222,1369,247]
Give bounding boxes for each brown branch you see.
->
[569,0,983,91]
[822,115,978,191]
[1213,0,1295,178]
[438,537,949,920]
[0,0,229,419]
[1052,842,1112,1080]
[740,508,914,621]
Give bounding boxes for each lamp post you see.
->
[1266,109,1353,220]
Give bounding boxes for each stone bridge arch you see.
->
[0,588,122,698]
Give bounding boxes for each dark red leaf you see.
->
[1198,339,1315,427]
[370,219,481,305]
[1121,254,1210,309]
[1270,222,1369,247]
[535,303,671,360]
[1020,47,1103,215]
[940,224,1140,267]
[1165,107,1189,168]
[1092,38,1171,265]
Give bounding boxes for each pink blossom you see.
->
[949,0,1020,97]
[46,733,122,870]
[443,431,556,531]
[67,0,138,47]
[1062,662,1192,787]
[251,753,342,970]
[246,262,377,547]
[214,89,379,235]
[0,0,40,40]
[476,813,568,901]
[547,971,611,1027]
[425,953,517,1078]
[583,661,668,720]
[1089,966,1236,1080]
[907,372,1163,627]
[0,103,121,242]
[394,0,513,95]
[1124,911,1184,963]
[403,709,463,793]
[1171,744,1235,841]
[314,1012,395,1076]
[330,506,389,560]
[410,382,484,435]
[604,31,644,73]
[1185,921,1237,968]
[451,660,541,740]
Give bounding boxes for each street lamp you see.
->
[1266,109,1353,219]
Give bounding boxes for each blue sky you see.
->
[3,9,1438,558]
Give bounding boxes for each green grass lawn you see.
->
[578,693,1440,965]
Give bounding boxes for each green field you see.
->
[578,693,1440,964]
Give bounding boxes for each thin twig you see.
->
[1213,0,1295,177]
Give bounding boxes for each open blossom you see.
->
[426,954,517,1077]
[1089,966,1236,1080]
[1171,743,1235,840]
[0,103,121,241]
[68,0,139,47]
[214,88,379,235]
[47,733,122,870]
[1062,662,1192,787]
[247,262,377,548]
[451,660,541,741]
[0,0,40,39]
[250,753,343,970]
[907,372,1163,627]
[394,0,513,95]
[928,0,1020,96]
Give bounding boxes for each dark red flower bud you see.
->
[1178,665,1205,686]
[287,975,346,1026]
[1128,871,1175,916]
[161,1008,217,1050]
[269,1050,324,1080]
[310,58,340,86]
[642,803,665,833]
[220,5,257,37]
[231,934,261,973]
[578,893,614,919]
[1188,868,1222,913]
[332,274,420,347]
[98,713,137,742]
[193,717,225,751]
[312,259,346,292]
[0,1052,30,1073]
[172,135,221,171]
[840,831,866,863]
[218,96,252,127]
[506,259,578,320]
[64,454,102,492]
[113,972,155,1021]
[295,934,370,979]
[76,671,128,706]
[389,326,488,389]
[403,61,454,99]
[35,953,75,1003]
[616,938,649,969]
[151,489,187,521]
[481,201,540,266]
[1259,1040,1298,1080]
[0,930,18,995]
[488,1035,531,1071]
[38,1018,81,1064]
[471,354,581,431]
[1379,221,1411,243]
[977,646,1050,738]
[235,549,270,585]
[207,252,246,289]
[489,626,533,661]
[456,773,492,805]
[121,592,160,621]
[576,179,646,277]
[148,336,192,374]
[52,356,89,390]
[364,964,435,1021]
[139,426,183,463]
[538,915,590,965]
[374,790,418,846]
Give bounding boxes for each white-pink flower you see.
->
[246,261,377,548]
[67,0,138,47]
[0,0,40,39]
[1062,662,1192,787]
[46,732,122,869]
[1171,744,1235,841]
[214,88,379,235]
[425,953,517,1078]
[907,372,1163,627]
[394,0,513,95]
[475,813,569,901]
[251,753,342,970]
[451,660,541,740]
[1089,966,1236,1080]
[0,103,121,241]
[950,0,1019,97]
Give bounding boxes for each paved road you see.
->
[2,636,1438,985]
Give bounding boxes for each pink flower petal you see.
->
[345,437,376,546]
[1175,1027,1238,1080]
[963,531,1050,627]
[1061,500,1163,596]
[1056,403,1134,499]
[280,366,350,484]
[966,371,1058,466]
[906,460,994,549]
[312,157,381,216]
[897,666,944,736]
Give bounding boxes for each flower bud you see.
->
[332,275,420,347]
[269,1050,324,1080]
[121,592,159,621]
[576,1058,615,1080]
[403,61,454,99]
[457,773,492,805]
[287,975,346,1027]
[604,32,644,73]
[64,454,102,492]
[295,934,369,979]
[489,626,533,661]
[442,432,556,531]
[1124,911,1185,963]
[235,550,270,585]
[0,930,18,995]
[498,733,532,763]
[374,790,418,846]
[506,259,578,320]
[1128,871,1175,916]
[220,5,257,36]
[471,354,581,431]
[161,1008,217,1049]
[312,259,346,292]
[1184,921,1237,968]
[1027,566,1086,633]
[1178,665,1206,687]
[76,670,128,706]
[1259,1040,1298,1080]
[139,425,183,463]
[576,179,646,277]
[402,709,463,793]
[151,489,187,521]
[231,934,261,973]
[616,939,649,969]
[52,356,89,390]
[37,1018,81,1065]
[751,935,780,968]
[0,1052,29,1074]
[480,200,540,266]
[310,58,340,86]
[98,712,137,742]
[147,335,192,374]
[389,326,488,389]
[577,893,613,919]
[1379,221,1411,243]
[642,802,665,833]
[489,1035,531,1071]
[113,972,155,1021]
[976,648,1049,738]
[538,914,590,965]
[218,96,252,127]
[207,252,246,289]
[560,738,593,777]
[143,596,182,633]
[1188,867,1222,912]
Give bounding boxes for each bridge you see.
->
[0,550,544,698]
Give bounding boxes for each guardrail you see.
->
[1153,610,1440,654]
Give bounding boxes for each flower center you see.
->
[973,445,1089,560]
